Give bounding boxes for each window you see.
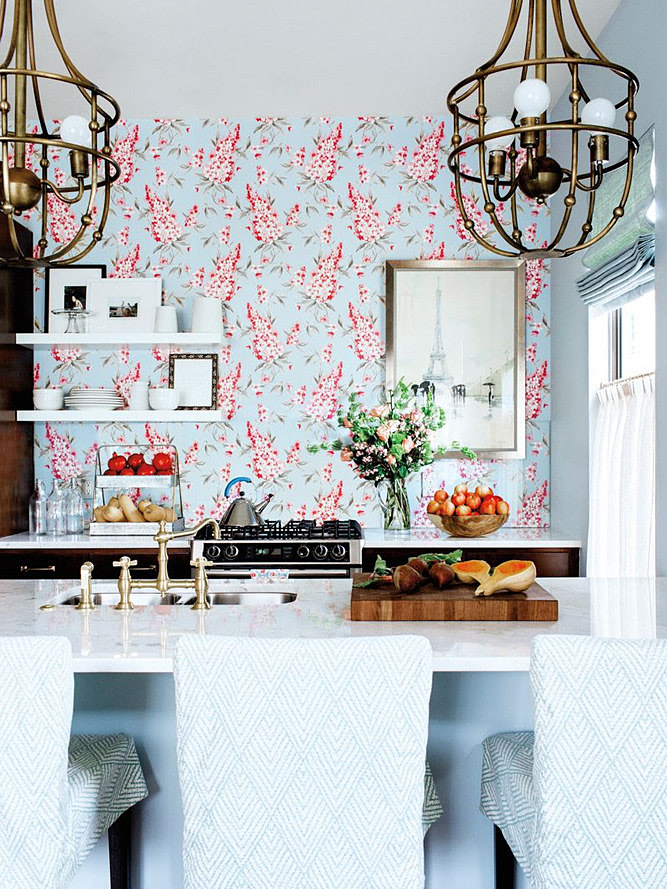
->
[607,288,655,381]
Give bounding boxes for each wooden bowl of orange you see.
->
[427,512,508,537]
[426,484,510,538]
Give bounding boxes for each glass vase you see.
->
[378,475,411,531]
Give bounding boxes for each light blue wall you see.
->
[550,0,666,572]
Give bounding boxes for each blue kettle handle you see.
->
[224,476,252,497]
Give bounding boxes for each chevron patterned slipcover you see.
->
[175,635,434,889]
[481,635,667,889]
[0,637,148,889]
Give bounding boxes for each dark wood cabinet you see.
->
[0,217,33,538]
[0,547,191,580]
[362,545,580,577]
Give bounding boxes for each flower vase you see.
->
[378,476,411,531]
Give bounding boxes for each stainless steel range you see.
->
[191,520,363,578]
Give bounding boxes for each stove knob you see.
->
[296,545,310,559]
[330,544,346,561]
[206,544,221,560]
[313,544,328,561]
[223,544,239,560]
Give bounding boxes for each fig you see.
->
[393,565,423,594]
[406,557,429,576]
[429,562,454,589]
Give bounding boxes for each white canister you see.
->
[154,304,179,334]
[129,382,150,410]
[190,296,221,333]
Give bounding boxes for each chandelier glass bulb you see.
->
[581,97,617,129]
[59,115,90,146]
[485,116,515,151]
[513,78,551,118]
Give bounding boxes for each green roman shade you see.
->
[578,126,655,309]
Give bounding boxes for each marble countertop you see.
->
[0,527,581,550]
[0,532,189,549]
[1,576,662,673]
[363,527,581,548]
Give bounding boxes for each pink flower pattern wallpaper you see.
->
[30,117,551,526]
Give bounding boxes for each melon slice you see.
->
[453,559,491,584]
[475,559,537,597]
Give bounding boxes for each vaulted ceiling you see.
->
[25,0,624,117]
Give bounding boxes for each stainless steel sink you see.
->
[195,591,297,606]
[56,588,297,607]
[59,592,185,607]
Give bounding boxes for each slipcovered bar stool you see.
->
[480,635,667,889]
[0,637,148,889]
[175,635,434,889]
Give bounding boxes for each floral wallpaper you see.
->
[30,117,551,527]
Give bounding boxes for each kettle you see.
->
[221,476,274,527]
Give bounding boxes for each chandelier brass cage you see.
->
[0,0,121,266]
[446,0,640,259]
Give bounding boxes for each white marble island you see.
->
[3,575,663,672]
[2,576,663,889]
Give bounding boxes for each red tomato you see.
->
[156,470,172,475]
[119,467,135,475]
[470,510,480,515]
[152,453,173,472]
[455,504,472,516]
[128,453,145,469]
[476,485,493,499]
[433,489,448,503]
[496,500,510,515]
[103,468,118,476]
[107,452,127,472]
[466,493,481,510]
[438,500,456,517]
[454,483,468,495]
[493,495,504,504]
[451,492,466,507]
[137,463,157,476]
[480,498,496,515]
[427,500,440,514]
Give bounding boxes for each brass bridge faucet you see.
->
[111,518,221,611]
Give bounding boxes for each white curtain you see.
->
[587,374,655,577]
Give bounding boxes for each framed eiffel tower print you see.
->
[386,259,526,458]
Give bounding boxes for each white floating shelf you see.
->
[16,332,224,349]
[18,410,224,423]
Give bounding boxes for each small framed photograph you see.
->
[87,278,162,333]
[46,265,106,332]
[169,353,219,410]
[386,259,526,458]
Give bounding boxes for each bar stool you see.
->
[0,636,148,889]
[480,635,667,889]
[175,635,433,889]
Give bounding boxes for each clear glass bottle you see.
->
[65,479,84,534]
[46,479,66,536]
[28,479,47,535]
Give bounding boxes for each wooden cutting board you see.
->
[350,573,558,621]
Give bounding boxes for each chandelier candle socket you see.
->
[446,0,640,259]
[0,0,121,266]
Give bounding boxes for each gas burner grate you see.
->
[201,519,363,541]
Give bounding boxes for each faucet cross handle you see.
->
[190,557,213,611]
[113,556,137,612]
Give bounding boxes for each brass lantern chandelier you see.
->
[0,0,120,266]
[446,0,640,259]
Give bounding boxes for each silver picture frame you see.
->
[386,259,526,459]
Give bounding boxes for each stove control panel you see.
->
[203,541,351,564]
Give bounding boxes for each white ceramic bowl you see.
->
[33,387,64,410]
[149,387,179,411]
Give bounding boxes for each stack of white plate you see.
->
[64,388,125,412]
